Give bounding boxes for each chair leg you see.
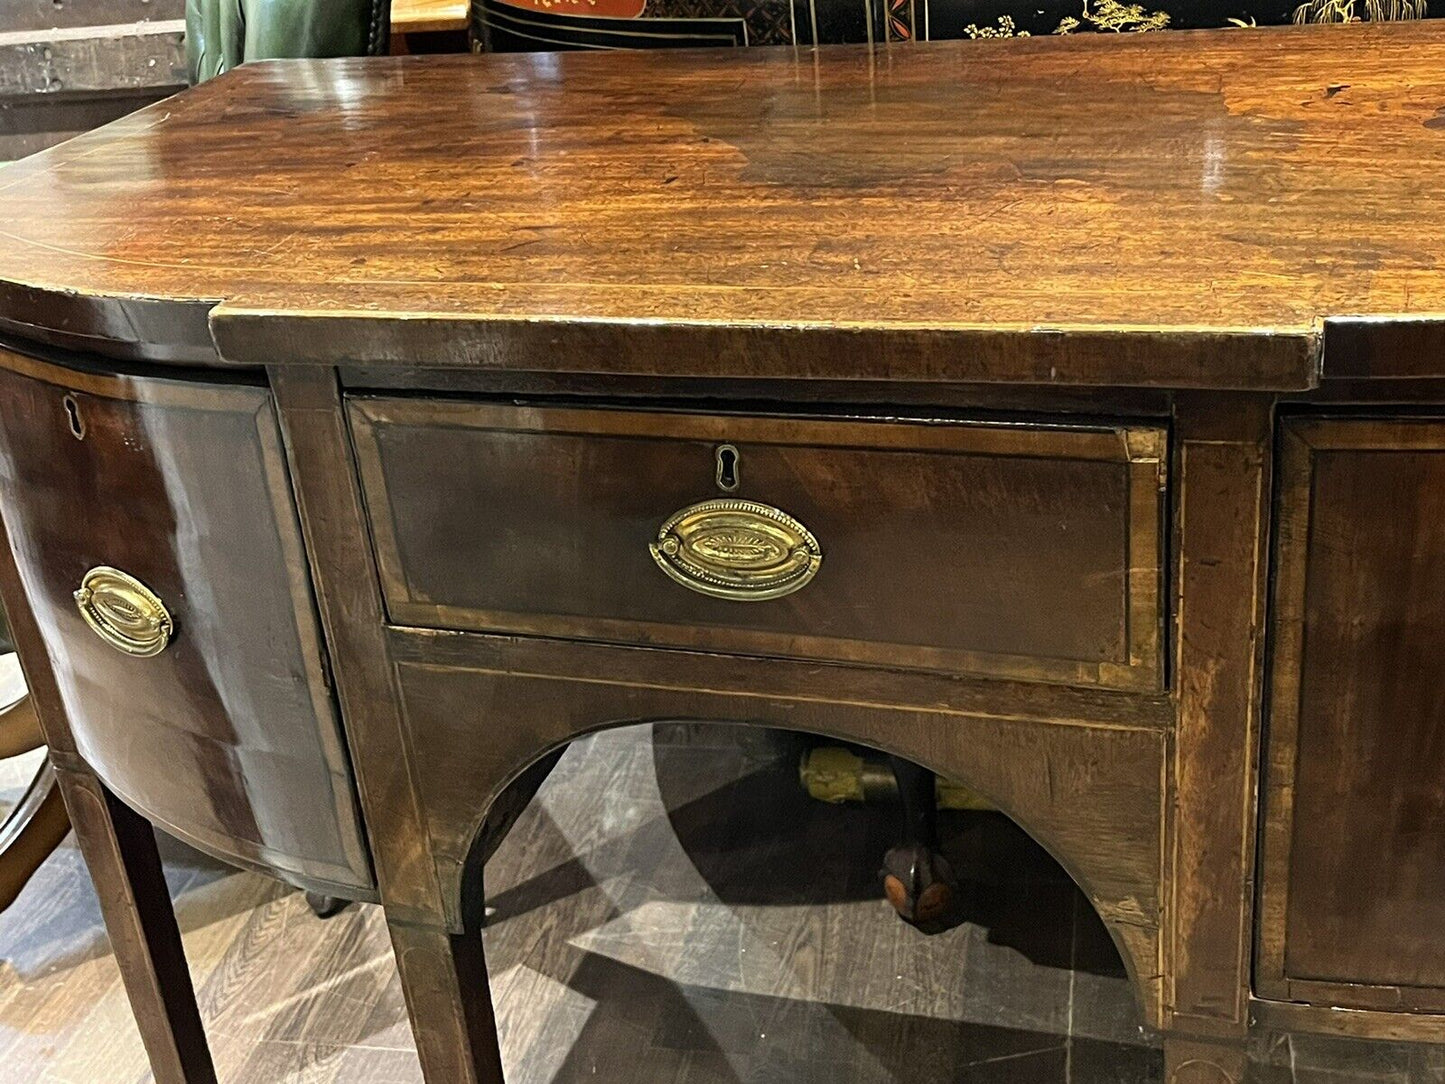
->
[0,757,69,912]
[0,689,42,758]
[389,916,506,1084]
[304,891,351,918]
[54,766,217,1084]
[882,755,961,931]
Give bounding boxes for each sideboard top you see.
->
[2,24,1445,385]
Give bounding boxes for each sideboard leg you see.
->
[54,766,217,1084]
[1164,1032,1249,1084]
[389,917,506,1084]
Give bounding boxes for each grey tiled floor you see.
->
[0,723,1442,1082]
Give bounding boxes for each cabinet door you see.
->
[1258,417,1445,1012]
[0,349,373,897]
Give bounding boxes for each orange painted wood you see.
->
[391,0,469,34]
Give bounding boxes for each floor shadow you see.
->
[488,729,1127,980]
[652,735,1127,978]
[0,826,280,982]
[526,950,1160,1084]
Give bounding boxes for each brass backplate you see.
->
[649,498,822,602]
[74,567,174,658]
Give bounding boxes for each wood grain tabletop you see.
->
[0,23,1442,383]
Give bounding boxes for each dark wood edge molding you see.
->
[0,286,1326,389]
[0,282,218,366]
[214,309,1322,392]
[1255,422,1312,1004]
[348,398,1168,692]
[384,625,1176,733]
[1323,317,1445,382]
[1164,393,1273,1036]
[1250,997,1445,1044]
[97,764,379,902]
[41,746,371,901]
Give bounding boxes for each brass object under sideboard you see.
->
[0,25,1443,1084]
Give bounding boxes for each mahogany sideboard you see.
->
[0,24,1442,1083]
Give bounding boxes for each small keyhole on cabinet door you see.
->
[63,395,85,440]
[715,444,740,492]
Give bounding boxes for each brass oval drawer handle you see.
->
[74,567,174,658]
[649,499,822,602]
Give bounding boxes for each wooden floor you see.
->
[0,724,1441,1083]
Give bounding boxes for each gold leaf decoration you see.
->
[963,14,1031,36]
[1292,0,1426,20]
[1054,0,1170,32]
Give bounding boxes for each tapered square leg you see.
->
[55,767,217,1084]
[1164,1033,1249,1084]
[388,918,506,1084]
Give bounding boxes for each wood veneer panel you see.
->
[1260,417,1445,1011]
[0,348,373,896]
[350,400,1166,690]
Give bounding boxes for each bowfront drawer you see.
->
[349,400,1167,691]
[0,350,373,897]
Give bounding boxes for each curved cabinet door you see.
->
[1258,416,1445,1014]
[0,348,373,897]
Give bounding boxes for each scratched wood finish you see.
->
[349,400,1166,691]
[0,26,1444,379]
[1258,417,1445,1014]
[1164,393,1273,1051]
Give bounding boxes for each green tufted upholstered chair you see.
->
[186,0,394,83]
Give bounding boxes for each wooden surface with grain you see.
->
[2,25,1445,1084]
[1258,417,1445,1015]
[349,400,1166,691]
[0,350,372,899]
[2,25,1445,379]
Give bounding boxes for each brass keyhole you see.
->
[715,444,740,492]
[63,395,85,440]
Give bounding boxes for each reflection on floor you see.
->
[0,724,1442,1083]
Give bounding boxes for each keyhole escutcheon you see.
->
[715,444,740,492]
[63,395,85,440]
